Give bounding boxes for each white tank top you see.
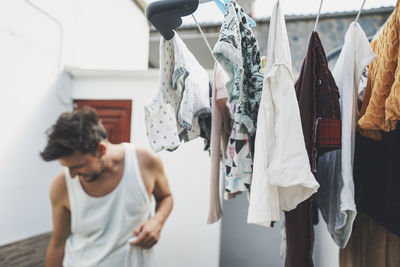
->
[63,143,152,267]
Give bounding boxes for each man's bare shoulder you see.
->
[50,172,69,209]
[135,147,163,171]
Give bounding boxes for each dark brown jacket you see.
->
[285,31,341,267]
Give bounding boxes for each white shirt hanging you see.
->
[248,0,319,227]
[317,22,376,248]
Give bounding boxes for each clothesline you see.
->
[146,0,400,265]
[189,0,367,63]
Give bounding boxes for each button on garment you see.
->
[145,33,210,152]
[317,22,376,248]
[247,1,319,228]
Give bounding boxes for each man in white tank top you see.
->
[40,107,173,267]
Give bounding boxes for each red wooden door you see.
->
[74,100,132,144]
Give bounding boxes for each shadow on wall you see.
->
[0,71,72,266]
[220,193,285,267]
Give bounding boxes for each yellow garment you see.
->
[358,1,400,139]
[260,56,267,74]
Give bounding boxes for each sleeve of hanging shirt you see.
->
[248,2,319,227]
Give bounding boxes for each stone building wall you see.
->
[236,0,255,17]
[254,8,392,75]
[149,7,393,75]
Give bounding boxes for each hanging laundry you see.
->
[353,126,400,238]
[358,0,400,140]
[317,22,376,248]
[224,121,253,194]
[145,32,211,152]
[207,62,233,224]
[213,0,263,135]
[213,0,264,196]
[247,0,319,228]
[295,33,341,169]
[285,28,341,267]
[144,38,181,153]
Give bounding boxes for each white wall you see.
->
[15,0,149,70]
[0,0,149,246]
[0,0,72,246]
[71,0,149,70]
[70,69,220,267]
[313,212,340,267]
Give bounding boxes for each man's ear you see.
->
[97,141,107,157]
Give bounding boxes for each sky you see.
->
[146,0,396,25]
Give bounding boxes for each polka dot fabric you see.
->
[145,33,210,152]
[145,38,181,152]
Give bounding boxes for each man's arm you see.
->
[46,173,71,267]
[131,151,173,249]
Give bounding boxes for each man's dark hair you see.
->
[40,106,107,161]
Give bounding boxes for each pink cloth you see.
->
[207,62,233,224]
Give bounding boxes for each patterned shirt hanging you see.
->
[213,0,263,135]
[213,0,263,195]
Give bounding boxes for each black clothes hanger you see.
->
[146,0,200,40]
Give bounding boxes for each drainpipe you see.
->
[24,0,72,105]
[24,0,63,72]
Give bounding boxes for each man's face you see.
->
[59,150,104,183]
